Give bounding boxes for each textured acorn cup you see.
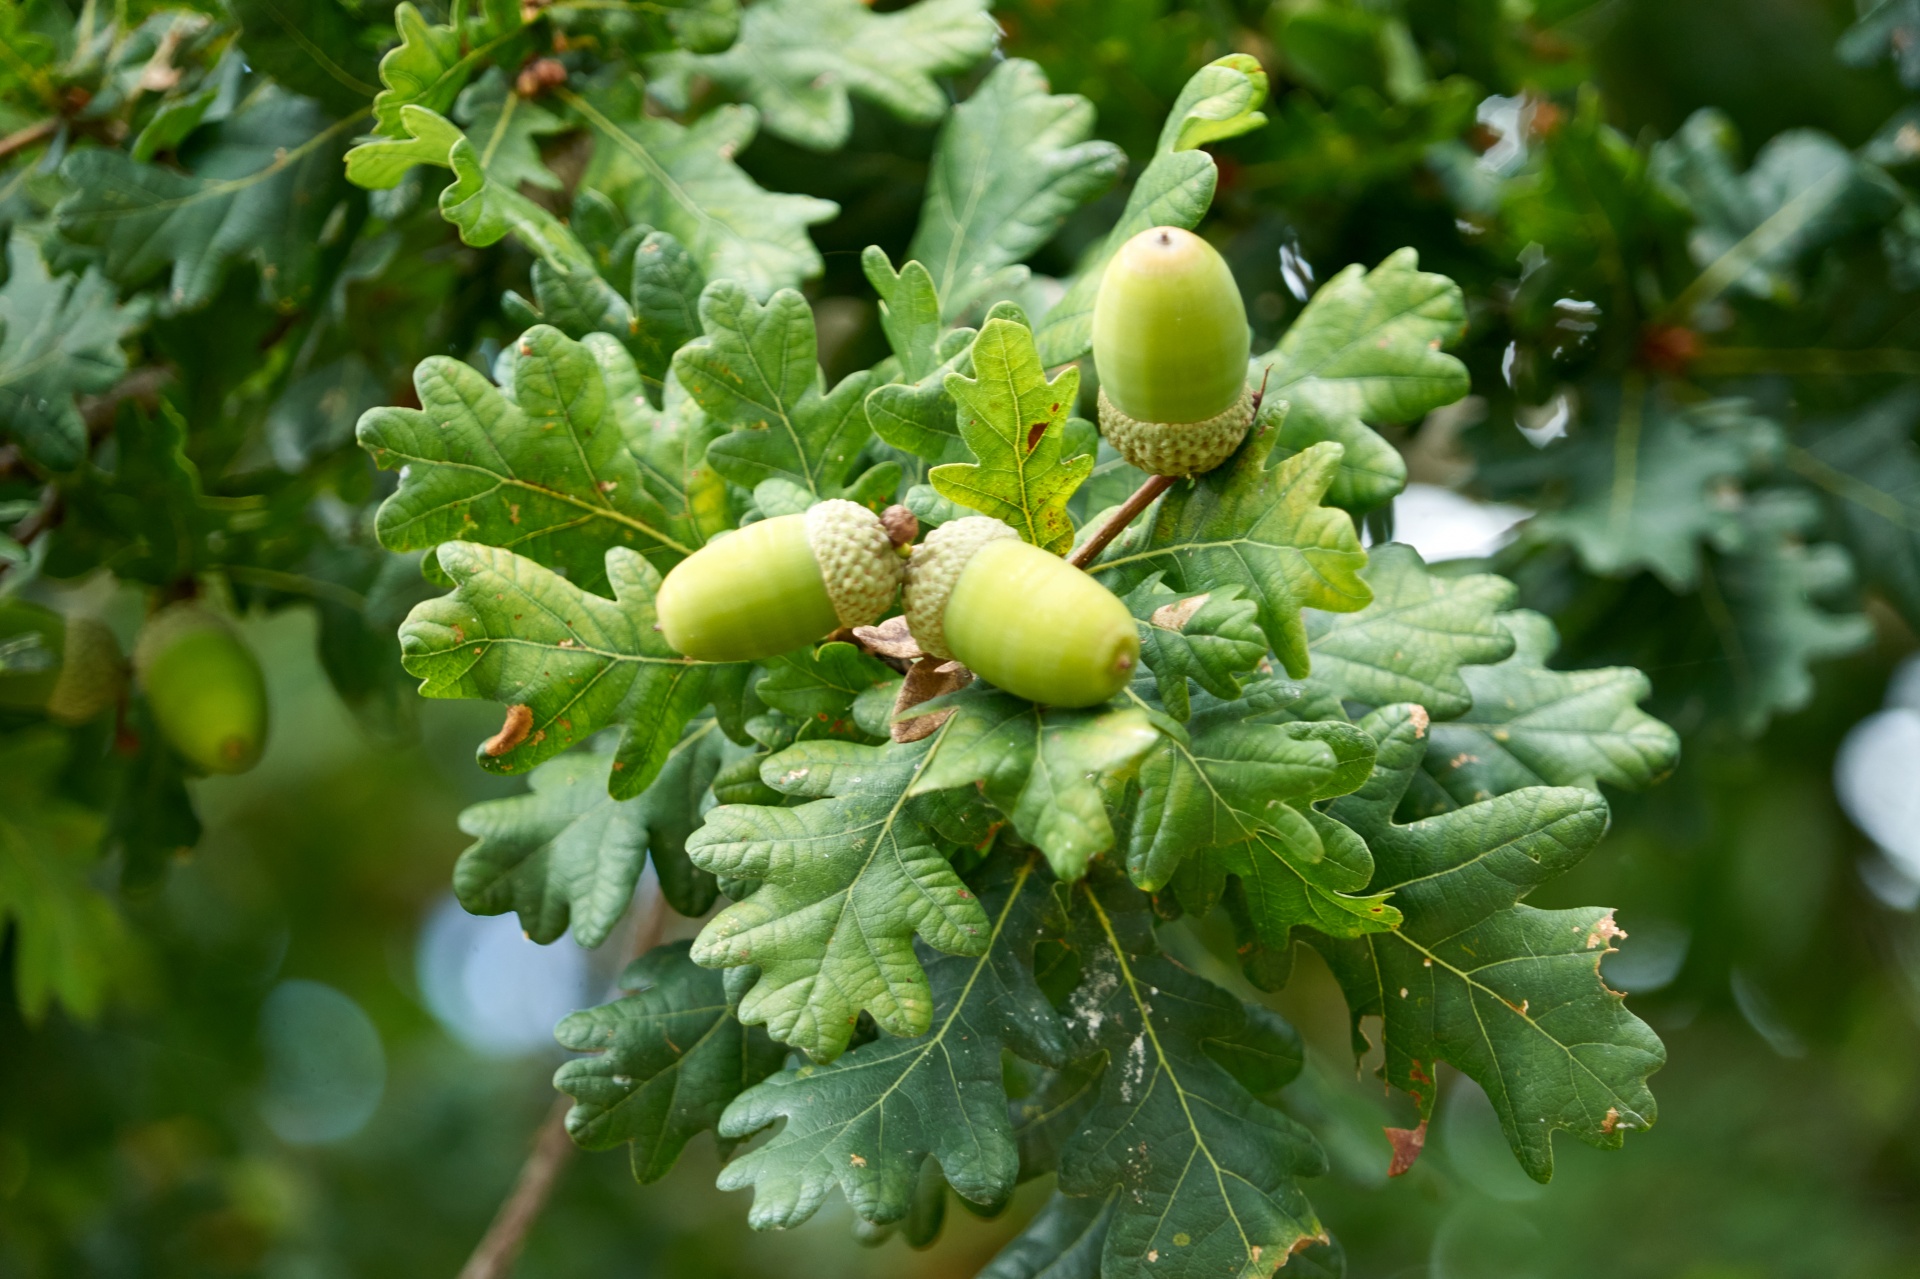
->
[904,516,1140,708]
[1092,225,1255,477]
[133,603,268,775]
[656,500,905,663]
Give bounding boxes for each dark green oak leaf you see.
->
[57,88,357,313]
[454,723,723,945]
[648,0,998,152]
[359,324,706,590]
[1418,610,1680,809]
[1035,54,1269,365]
[1250,248,1470,513]
[229,0,380,117]
[908,58,1125,322]
[0,236,142,470]
[1095,434,1371,678]
[932,318,1093,553]
[1303,541,1516,718]
[906,684,1159,881]
[979,1192,1115,1279]
[1124,577,1267,720]
[398,542,714,798]
[673,281,880,498]
[1527,385,1779,590]
[571,79,838,296]
[1653,108,1905,308]
[1797,386,1920,633]
[756,642,896,743]
[686,738,992,1061]
[554,941,784,1182]
[1313,704,1664,1182]
[454,69,566,192]
[714,850,1068,1227]
[1056,871,1330,1279]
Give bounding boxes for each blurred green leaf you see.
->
[0,236,142,470]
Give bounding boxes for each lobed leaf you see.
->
[0,237,143,471]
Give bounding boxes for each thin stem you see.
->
[1069,473,1175,570]
[457,889,671,1279]
[0,119,56,163]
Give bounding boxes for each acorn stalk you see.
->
[656,500,906,663]
[1092,225,1254,476]
[904,516,1139,708]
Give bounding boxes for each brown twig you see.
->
[457,889,672,1279]
[0,119,57,164]
[1068,473,1176,570]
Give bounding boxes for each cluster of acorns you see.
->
[656,226,1255,708]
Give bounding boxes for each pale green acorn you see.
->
[134,603,269,775]
[904,516,1139,708]
[1092,225,1255,476]
[657,499,907,663]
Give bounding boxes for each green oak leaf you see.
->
[56,88,356,313]
[1124,577,1268,721]
[572,79,838,296]
[370,1,522,138]
[715,851,1068,1227]
[1418,610,1681,810]
[1057,870,1329,1279]
[906,684,1159,881]
[1008,1054,1106,1183]
[0,729,128,1024]
[345,106,591,271]
[863,247,947,383]
[756,642,897,744]
[359,325,706,590]
[1313,703,1664,1182]
[1303,542,1516,718]
[1095,434,1371,678]
[1711,490,1874,736]
[454,69,566,191]
[1250,248,1470,512]
[932,318,1093,553]
[0,236,143,471]
[673,281,878,497]
[554,941,784,1181]
[908,58,1125,322]
[861,251,980,469]
[1035,54,1269,365]
[1838,0,1920,86]
[979,1192,1115,1279]
[398,542,714,798]
[1798,387,1920,633]
[229,0,381,117]
[686,738,992,1061]
[1653,108,1905,307]
[1126,704,1375,891]
[649,0,998,152]
[454,723,723,945]
[1527,385,1779,590]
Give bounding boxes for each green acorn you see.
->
[903,516,1139,708]
[46,616,125,725]
[134,603,269,775]
[657,500,907,663]
[1092,225,1254,476]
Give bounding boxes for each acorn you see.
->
[133,603,269,775]
[46,616,125,725]
[903,516,1138,708]
[1091,225,1255,476]
[656,500,906,663]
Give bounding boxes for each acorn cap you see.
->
[46,616,124,725]
[1096,382,1255,477]
[1092,226,1252,429]
[902,516,1019,660]
[805,499,905,628]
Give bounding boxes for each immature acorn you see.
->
[1092,225,1255,476]
[656,500,907,663]
[903,516,1139,708]
[133,603,268,775]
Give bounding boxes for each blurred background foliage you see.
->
[4,0,1920,1276]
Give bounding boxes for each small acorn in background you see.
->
[1092,225,1254,476]
[904,516,1138,708]
[134,603,268,774]
[657,499,907,663]
[46,616,125,725]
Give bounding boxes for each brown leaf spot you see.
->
[848,1154,866,1167]
[1586,913,1628,949]
[451,624,466,644]
[1150,594,1210,631]
[1601,1107,1621,1135]
[1447,752,1478,769]
[484,705,534,756]
[1026,422,1047,453]
[1385,1122,1428,1177]
[1409,705,1431,737]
